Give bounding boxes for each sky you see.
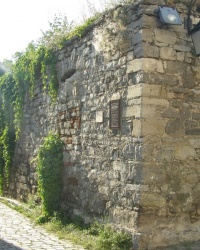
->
[0,0,103,62]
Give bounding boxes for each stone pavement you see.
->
[0,201,85,250]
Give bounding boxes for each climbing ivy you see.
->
[0,73,16,194]
[0,127,15,195]
[1,127,15,190]
[0,143,4,195]
[37,134,63,216]
[0,14,98,194]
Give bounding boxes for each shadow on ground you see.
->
[0,239,23,250]
[156,241,200,250]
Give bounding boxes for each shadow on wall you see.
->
[0,239,24,250]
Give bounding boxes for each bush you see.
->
[96,224,132,250]
[37,134,63,216]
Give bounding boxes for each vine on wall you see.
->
[1,127,15,190]
[0,14,98,194]
[37,134,63,216]
[0,45,58,194]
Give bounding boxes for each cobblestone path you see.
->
[0,201,85,250]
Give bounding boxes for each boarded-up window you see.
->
[109,99,120,129]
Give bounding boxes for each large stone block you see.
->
[127,58,164,74]
[155,28,177,44]
[141,105,157,118]
[127,85,142,99]
[142,14,161,28]
[174,144,196,160]
[174,45,191,52]
[160,47,176,60]
[142,118,166,136]
[123,105,141,118]
[164,61,186,75]
[185,128,200,135]
[165,119,183,136]
[155,147,174,162]
[141,0,165,4]
[142,58,164,73]
[132,119,142,137]
[161,108,180,119]
[131,31,142,46]
[142,29,154,43]
[143,43,159,58]
[142,84,166,98]
[192,112,200,120]
[142,72,178,86]
[189,139,200,148]
[140,192,166,207]
[142,97,169,107]
[109,208,138,228]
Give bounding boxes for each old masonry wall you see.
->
[8,0,200,249]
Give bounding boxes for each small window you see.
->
[109,99,121,129]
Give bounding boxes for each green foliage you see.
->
[67,16,98,39]
[0,12,98,195]
[0,127,15,194]
[43,214,133,250]
[0,73,16,193]
[0,143,4,195]
[37,134,63,216]
[37,211,132,250]
[37,213,50,224]
[0,73,16,130]
[40,14,74,50]
[96,224,132,250]
[1,127,15,188]
[0,46,58,193]
[40,14,99,49]
[1,195,133,250]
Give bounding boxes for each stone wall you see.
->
[8,0,200,249]
[132,2,200,249]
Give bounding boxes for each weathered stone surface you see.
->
[189,139,200,148]
[192,112,200,120]
[142,72,179,86]
[132,119,142,137]
[141,105,157,118]
[127,85,142,99]
[131,31,142,46]
[161,108,180,119]
[155,28,177,45]
[165,119,183,136]
[174,144,196,160]
[174,44,191,52]
[142,84,166,98]
[141,29,154,43]
[185,128,200,135]
[164,61,186,74]
[127,58,164,73]
[160,47,176,60]
[144,43,160,58]
[123,105,141,118]
[142,97,169,106]
[142,118,166,136]
[142,14,161,28]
